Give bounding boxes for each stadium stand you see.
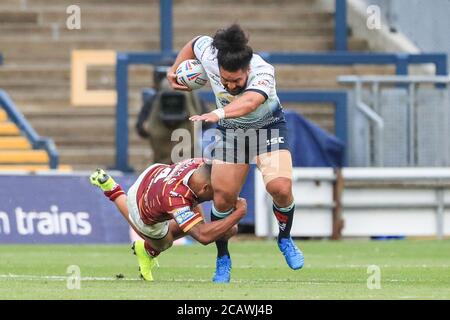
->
[0,0,398,172]
[0,89,70,171]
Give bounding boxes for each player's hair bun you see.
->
[213,24,249,53]
[212,24,253,72]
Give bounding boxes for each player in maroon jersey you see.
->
[90,158,247,281]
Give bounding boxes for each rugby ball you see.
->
[176,59,208,90]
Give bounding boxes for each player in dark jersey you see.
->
[90,158,247,281]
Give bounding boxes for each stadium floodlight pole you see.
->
[160,0,173,58]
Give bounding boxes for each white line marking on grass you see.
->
[330,264,450,268]
[1,274,444,285]
[0,274,339,284]
[0,274,142,282]
[0,274,296,283]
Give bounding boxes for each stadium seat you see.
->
[0,121,20,135]
[0,136,31,149]
[0,164,72,172]
[0,150,48,163]
[0,106,70,171]
[0,108,7,121]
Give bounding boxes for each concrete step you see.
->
[19,105,139,117]
[58,146,153,167]
[28,117,141,138]
[1,0,310,7]
[285,103,335,116]
[68,163,147,172]
[174,0,315,4]
[0,149,49,164]
[0,38,156,50]
[52,135,148,148]
[0,136,31,149]
[36,7,333,24]
[0,0,153,8]
[174,3,319,12]
[285,104,335,133]
[2,41,369,65]
[0,80,153,92]
[0,77,340,91]
[0,11,38,23]
[1,19,330,31]
[9,98,139,109]
[1,3,321,14]
[0,65,154,84]
[26,110,138,123]
[0,65,393,84]
[17,105,142,119]
[0,36,360,53]
[5,88,142,101]
[0,23,334,39]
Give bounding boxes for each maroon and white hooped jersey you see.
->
[135,158,205,232]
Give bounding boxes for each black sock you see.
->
[273,202,295,240]
[211,210,230,258]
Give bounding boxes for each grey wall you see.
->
[364,0,450,71]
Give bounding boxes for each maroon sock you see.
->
[144,241,160,257]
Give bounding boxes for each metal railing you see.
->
[256,168,450,239]
[0,90,59,169]
[338,75,450,167]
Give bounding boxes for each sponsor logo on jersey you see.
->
[217,92,236,106]
[256,79,271,88]
[173,206,196,226]
[267,137,285,146]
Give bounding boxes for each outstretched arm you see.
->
[186,198,247,245]
[189,91,265,123]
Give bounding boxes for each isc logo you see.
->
[267,137,284,146]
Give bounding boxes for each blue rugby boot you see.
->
[212,255,232,283]
[278,237,304,270]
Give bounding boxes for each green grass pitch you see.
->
[0,239,449,300]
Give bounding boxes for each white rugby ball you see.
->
[176,59,208,90]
